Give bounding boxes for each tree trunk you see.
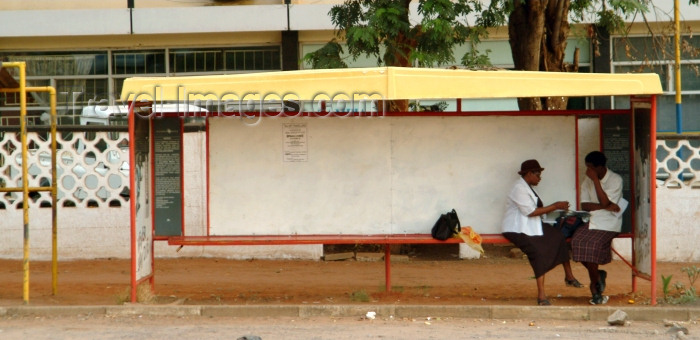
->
[508,0,572,111]
[384,30,414,112]
[542,0,571,110]
[375,0,412,112]
[509,0,546,111]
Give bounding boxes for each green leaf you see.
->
[609,0,648,13]
[598,9,626,33]
[302,40,348,69]
[461,48,492,68]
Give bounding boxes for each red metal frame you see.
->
[650,94,658,306]
[628,107,639,293]
[180,119,186,236]
[128,102,137,302]
[206,118,211,236]
[575,116,581,208]
[130,100,658,300]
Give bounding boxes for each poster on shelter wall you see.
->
[283,123,308,162]
[632,101,653,277]
[153,117,183,236]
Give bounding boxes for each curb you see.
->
[2,304,699,321]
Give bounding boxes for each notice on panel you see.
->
[153,117,183,236]
[283,123,308,162]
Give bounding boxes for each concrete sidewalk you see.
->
[2,304,699,322]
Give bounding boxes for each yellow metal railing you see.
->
[0,61,58,304]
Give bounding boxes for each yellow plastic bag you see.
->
[455,226,484,254]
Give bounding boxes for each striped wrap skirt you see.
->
[571,223,619,264]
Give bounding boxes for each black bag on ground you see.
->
[554,215,584,238]
[431,209,461,240]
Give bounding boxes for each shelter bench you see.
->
[167,233,511,292]
[167,232,635,292]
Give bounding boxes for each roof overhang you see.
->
[120,67,663,103]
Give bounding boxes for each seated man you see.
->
[571,151,623,305]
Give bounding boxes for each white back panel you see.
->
[209,115,576,235]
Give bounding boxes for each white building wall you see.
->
[656,187,700,261]
[0,207,130,260]
[0,131,322,260]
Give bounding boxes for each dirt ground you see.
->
[0,244,697,307]
[1,315,693,340]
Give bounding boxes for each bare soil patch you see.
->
[0,244,695,307]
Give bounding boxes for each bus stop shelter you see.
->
[120,67,662,304]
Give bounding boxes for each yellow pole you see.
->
[674,0,682,134]
[0,64,61,303]
[0,186,53,193]
[15,62,30,304]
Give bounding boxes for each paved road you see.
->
[0,314,693,340]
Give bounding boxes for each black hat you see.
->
[518,159,545,175]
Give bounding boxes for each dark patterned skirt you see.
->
[571,223,619,264]
[503,223,570,278]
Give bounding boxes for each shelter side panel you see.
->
[133,116,153,281]
[207,115,576,235]
[632,102,653,276]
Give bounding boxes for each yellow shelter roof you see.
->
[120,67,662,103]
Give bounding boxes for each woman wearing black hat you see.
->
[501,159,582,306]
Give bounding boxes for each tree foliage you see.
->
[304,0,493,68]
[304,0,697,111]
[464,0,652,110]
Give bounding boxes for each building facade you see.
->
[1,1,699,131]
[1,1,699,261]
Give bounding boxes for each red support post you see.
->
[384,244,391,292]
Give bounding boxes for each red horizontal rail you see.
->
[166,233,511,246]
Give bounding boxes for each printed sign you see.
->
[153,117,183,236]
[283,123,308,162]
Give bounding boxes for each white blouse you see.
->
[580,168,623,232]
[501,177,543,236]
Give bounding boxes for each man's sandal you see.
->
[537,298,551,306]
[565,278,584,288]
